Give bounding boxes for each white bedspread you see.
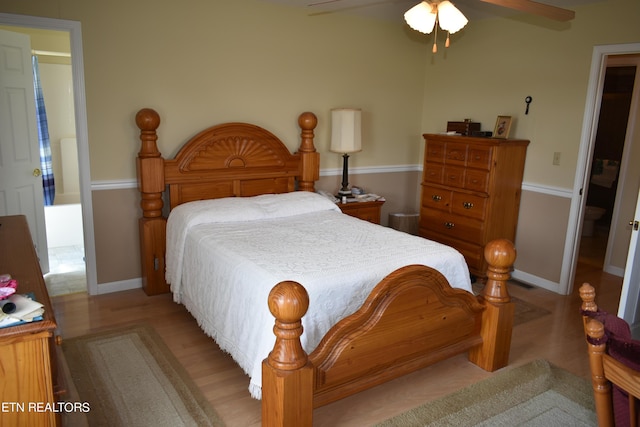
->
[166,192,471,399]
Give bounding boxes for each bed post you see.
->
[468,238,516,371]
[135,108,170,295]
[296,112,319,192]
[262,281,314,427]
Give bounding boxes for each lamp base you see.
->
[337,188,352,197]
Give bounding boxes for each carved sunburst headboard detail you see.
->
[180,135,285,172]
[174,123,294,174]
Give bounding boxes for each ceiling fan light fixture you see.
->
[436,0,468,34]
[404,1,437,34]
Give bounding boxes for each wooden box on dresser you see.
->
[0,215,61,426]
[419,134,529,278]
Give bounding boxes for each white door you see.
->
[0,29,49,273]
[618,186,640,338]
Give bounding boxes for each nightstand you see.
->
[337,199,385,224]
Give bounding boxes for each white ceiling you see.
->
[260,0,601,22]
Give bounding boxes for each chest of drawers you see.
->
[419,134,529,277]
[0,215,60,426]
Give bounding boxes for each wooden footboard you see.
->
[262,239,517,426]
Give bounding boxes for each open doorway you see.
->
[578,57,639,272]
[0,13,98,295]
[35,42,87,296]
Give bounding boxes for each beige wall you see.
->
[92,188,141,283]
[514,190,571,283]
[1,0,639,290]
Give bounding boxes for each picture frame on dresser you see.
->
[493,115,512,139]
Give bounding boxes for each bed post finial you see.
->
[136,108,161,158]
[262,281,313,426]
[297,112,319,193]
[482,238,516,304]
[468,238,516,371]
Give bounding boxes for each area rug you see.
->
[62,324,225,426]
[472,283,551,327]
[376,359,596,426]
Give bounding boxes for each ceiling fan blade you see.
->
[308,0,345,6]
[479,0,575,21]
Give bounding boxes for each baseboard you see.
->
[511,269,562,294]
[96,278,141,295]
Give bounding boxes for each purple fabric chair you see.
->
[580,283,640,427]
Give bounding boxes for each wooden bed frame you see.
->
[135,108,517,426]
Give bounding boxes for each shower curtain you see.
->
[32,55,55,206]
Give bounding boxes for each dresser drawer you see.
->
[464,169,489,193]
[424,162,444,184]
[419,209,484,243]
[421,185,451,212]
[445,142,468,165]
[425,140,445,163]
[451,192,487,220]
[418,229,485,273]
[443,166,465,188]
[468,146,492,170]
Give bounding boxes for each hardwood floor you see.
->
[52,249,622,426]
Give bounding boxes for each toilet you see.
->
[582,206,606,237]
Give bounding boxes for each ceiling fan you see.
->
[308,0,576,22]
[307,0,574,52]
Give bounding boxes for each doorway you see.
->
[579,58,638,272]
[0,13,98,295]
[564,43,640,303]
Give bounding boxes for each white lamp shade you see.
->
[330,108,362,154]
[404,1,437,34]
[437,1,468,34]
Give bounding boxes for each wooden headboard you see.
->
[135,108,320,295]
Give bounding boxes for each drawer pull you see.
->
[444,222,455,229]
[463,202,474,209]
[432,195,442,201]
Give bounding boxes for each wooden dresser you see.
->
[419,134,529,278]
[0,215,60,426]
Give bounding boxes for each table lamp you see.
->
[330,108,362,197]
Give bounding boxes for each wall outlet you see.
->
[553,152,561,165]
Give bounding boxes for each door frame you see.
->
[563,42,640,295]
[0,13,98,295]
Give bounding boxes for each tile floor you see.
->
[44,245,87,296]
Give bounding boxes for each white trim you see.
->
[511,269,561,294]
[96,278,142,295]
[521,183,572,198]
[89,166,423,190]
[320,164,421,177]
[91,172,573,199]
[0,13,98,296]
[605,265,625,277]
[92,180,139,191]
